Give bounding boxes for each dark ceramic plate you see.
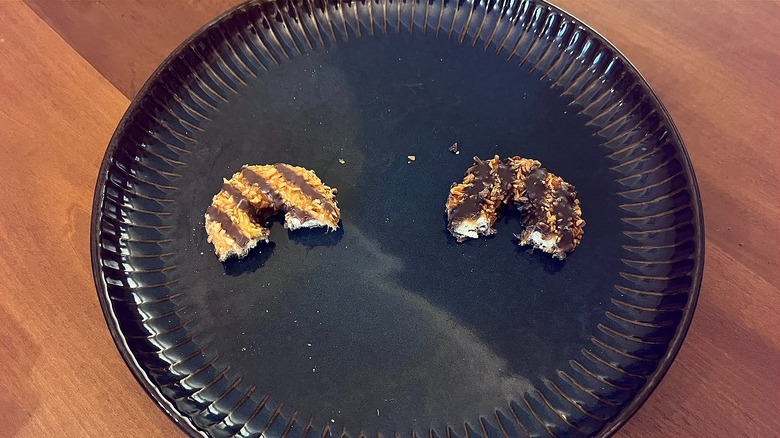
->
[91,0,703,437]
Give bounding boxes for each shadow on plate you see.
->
[514,244,565,274]
[222,215,344,275]
[222,241,277,276]
[287,222,344,248]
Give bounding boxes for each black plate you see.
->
[92,1,703,437]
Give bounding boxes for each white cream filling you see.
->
[285,215,326,230]
[452,216,492,240]
[522,230,560,253]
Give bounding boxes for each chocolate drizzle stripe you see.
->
[241,166,328,226]
[497,162,516,193]
[285,206,313,224]
[241,167,284,210]
[521,169,550,228]
[222,183,251,213]
[450,160,492,220]
[273,164,336,215]
[524,168,548,202]
[551,184,577,250]
[207,205,250,246]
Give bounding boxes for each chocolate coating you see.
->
[206,205,249,247]
[446,155,584,258]
[449,158,493,220]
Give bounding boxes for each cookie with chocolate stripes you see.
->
[205,164,340,261]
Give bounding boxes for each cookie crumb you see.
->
[407,155,416,163]
[338,158,345,164]
[448,142,459,154]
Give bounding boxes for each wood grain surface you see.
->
[1,0,778,437]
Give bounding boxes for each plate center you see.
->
[175,34,623,428]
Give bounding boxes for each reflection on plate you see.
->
[91,1,703,437]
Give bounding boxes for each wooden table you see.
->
[1,1,778,436]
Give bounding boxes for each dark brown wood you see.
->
[23,0,243,99]
[1,0,778,437]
